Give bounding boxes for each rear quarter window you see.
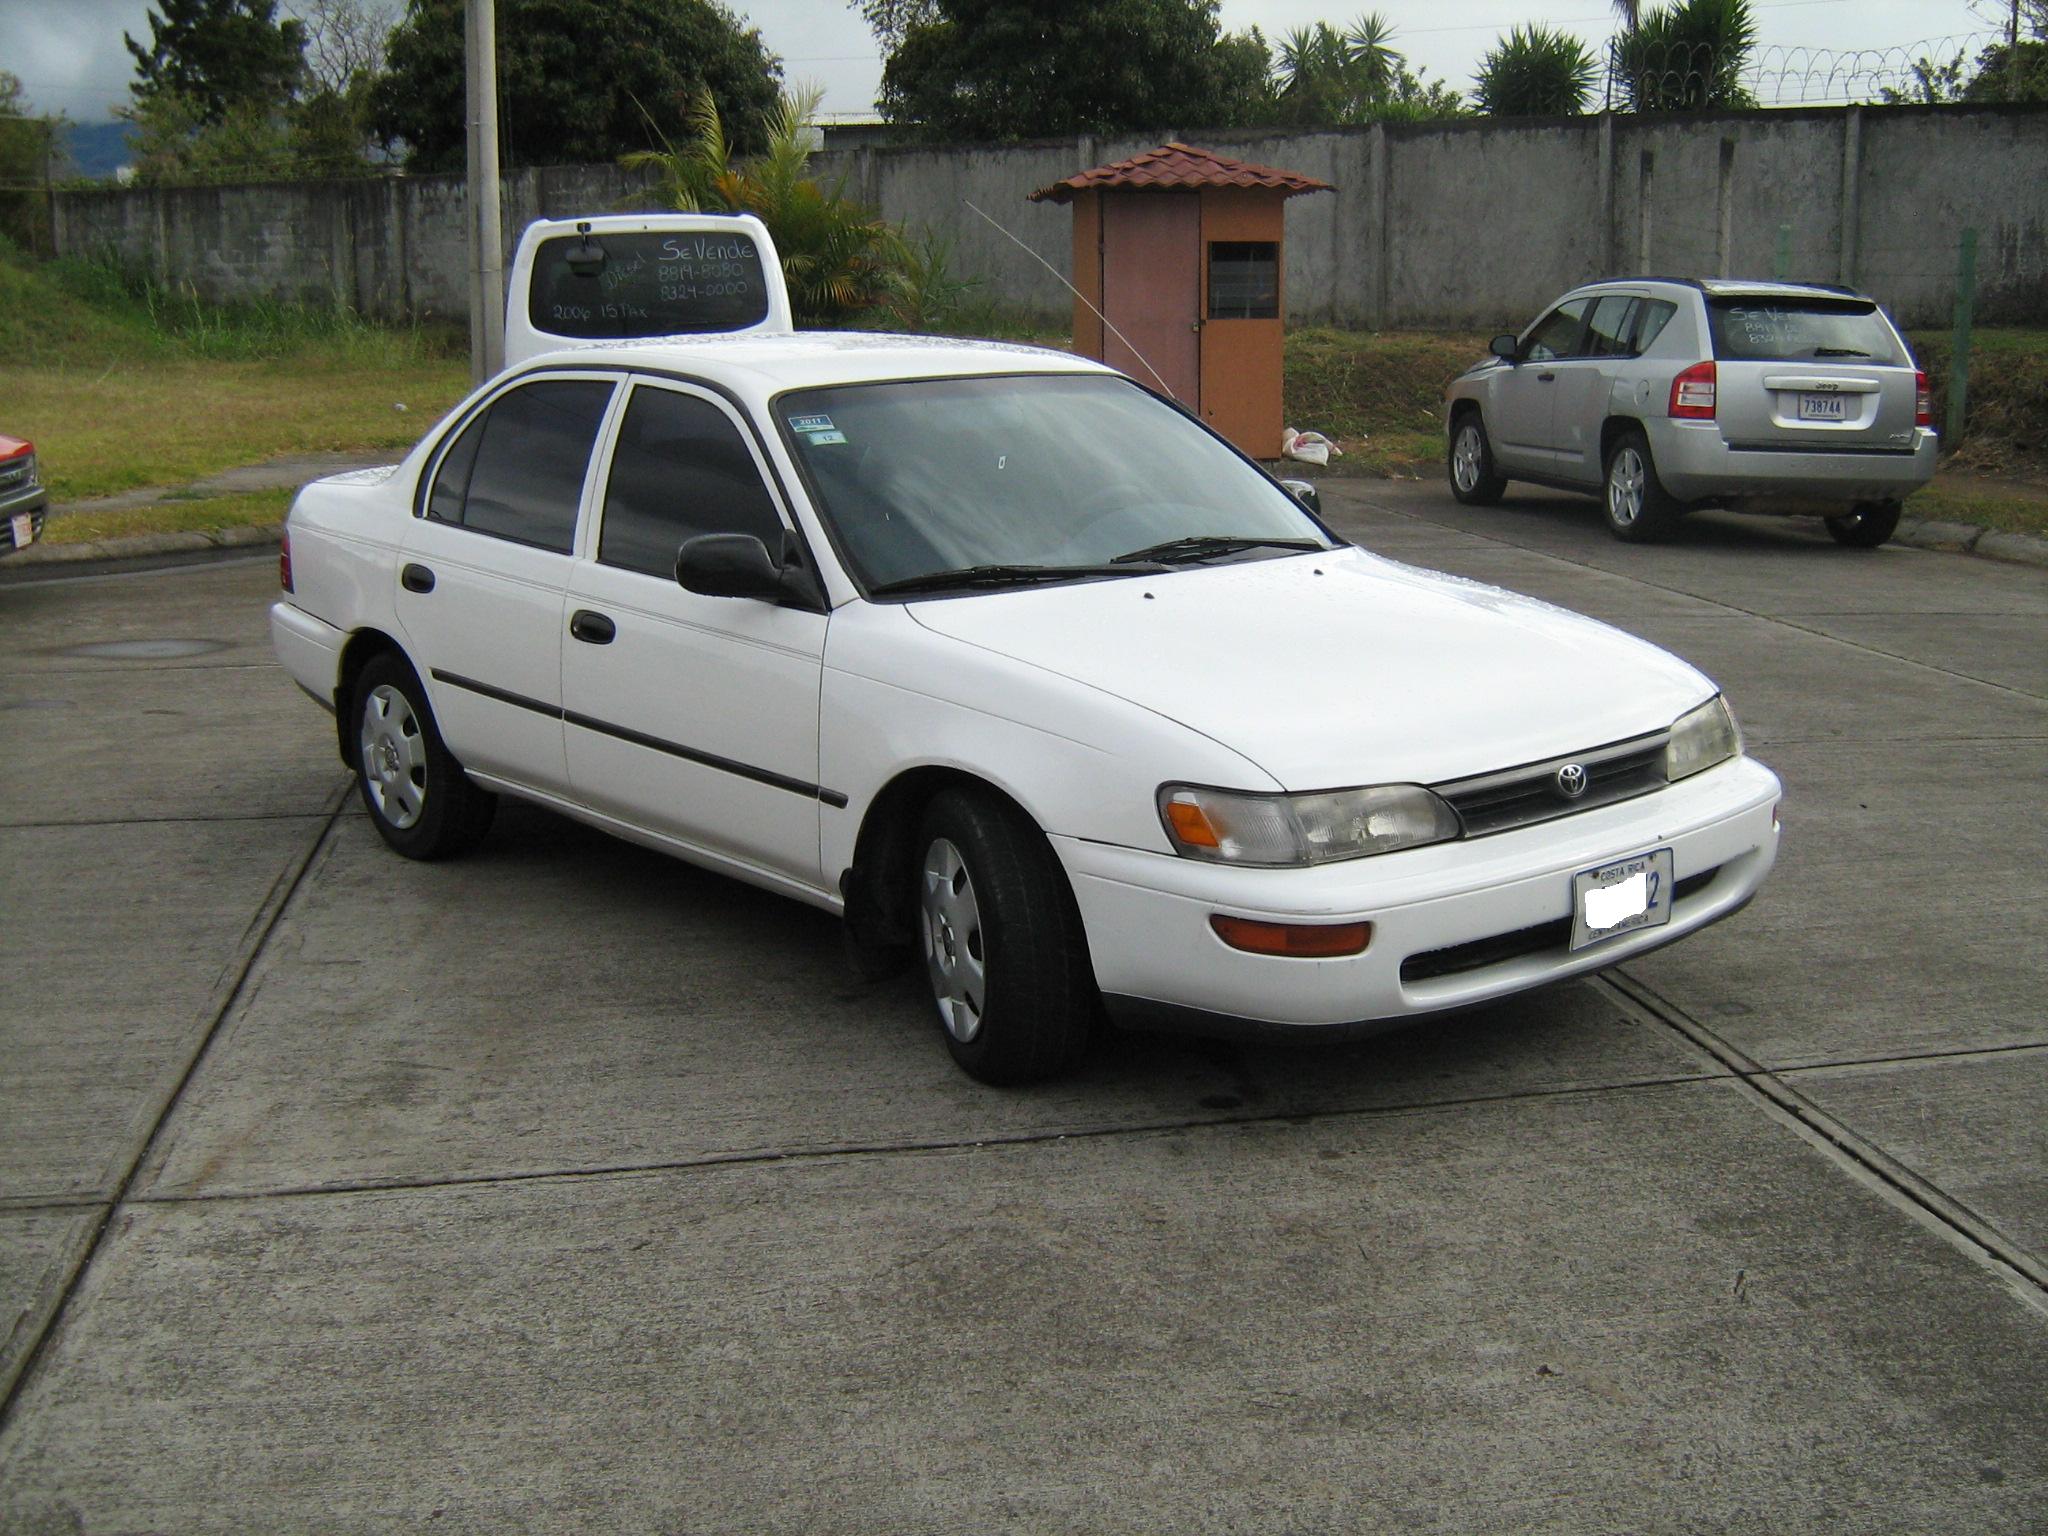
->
[1707,299,1902,365]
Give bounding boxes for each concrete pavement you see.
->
[0,485,2043,1532]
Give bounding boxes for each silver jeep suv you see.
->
[1444,278,1938,546]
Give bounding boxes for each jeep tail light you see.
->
[1669,362,1717,420]
[1915,370,1932,428]
[279,528,294,593]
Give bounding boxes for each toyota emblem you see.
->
[1556,763,1589,798]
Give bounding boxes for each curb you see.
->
[1893,517,2048,568]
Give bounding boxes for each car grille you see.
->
[1399,868,1720,984]
[0,457,32,494]
[1432,730,1670,838]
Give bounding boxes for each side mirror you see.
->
[1279,478,1321,516]
[1490,333,1520,363]
[677,532,802,603]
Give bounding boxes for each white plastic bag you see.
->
[1280,427,1341,467]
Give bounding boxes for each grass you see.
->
[1902,482,2048,538]
[1284,328,1484,475]
[45,487,295,545]
[0,245,470,502]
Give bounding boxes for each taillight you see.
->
[1915,369,1932,428]
[1669,361,1717,420]
[279,528,294,593]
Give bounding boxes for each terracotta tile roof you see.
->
[1029,142,1333,203]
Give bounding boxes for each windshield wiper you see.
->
[1811,347,1873,357]
[1109,535,1327,566]
[868,562,1161,596]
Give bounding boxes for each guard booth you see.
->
[1030,143,1331,460]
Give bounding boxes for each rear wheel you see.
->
[1603,428,1681,543]
[1824,500,1902,548]
[1448,413,1506,505]
[352,651,495,859]
[915,787,1095,1085]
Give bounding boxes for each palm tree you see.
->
[1345,12,1406,99]
[1475,24,1600,116]
[624,85,900,324]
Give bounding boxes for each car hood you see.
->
[902,547,1714,789]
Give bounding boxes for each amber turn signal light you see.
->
[1209,915,1372,958]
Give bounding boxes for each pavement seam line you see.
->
[1360,496,2048,703]
[0,779,351,1437]
[1596,969,2048,1307]
[120,1067,1743,1209]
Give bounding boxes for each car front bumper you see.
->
[1057,754,1780,1034]
[1647,420,1938,507]
[1,482,47,554]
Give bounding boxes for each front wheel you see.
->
[1603,428,1681,543]
[352,651,496,859]
[1824,500,1902,548]
[915,787,1096,1085]
[1447,413,1506,505]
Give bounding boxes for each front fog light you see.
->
[1664,695,1741,782]
[1161,782,1461,866]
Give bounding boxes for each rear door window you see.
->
[426,379,615,552]
[1707,299,1902,365]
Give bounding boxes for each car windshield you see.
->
[1706,297,1903,365]
[777,373,1334,593]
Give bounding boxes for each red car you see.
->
[1,434,46,555]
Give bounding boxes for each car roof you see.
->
[507,331,1116,395]
[1563,276,1871,303]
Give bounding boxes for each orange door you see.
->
[1100,193,1200,408]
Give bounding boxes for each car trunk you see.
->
[1705,293,1921,453]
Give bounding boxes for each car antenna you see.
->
[567,220,606,276]
[962,199,1177,401]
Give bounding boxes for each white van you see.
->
[503,213,793,366]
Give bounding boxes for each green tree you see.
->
[877,0,1273,139]
[125,0,307,125]
[1474,24,1599,116]
[0,73,63,251]
[372,0,781,172]
[626,85,899,324]
[1617,0,1756,111]
[1270,16,1460,125]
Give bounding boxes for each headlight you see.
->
[1159,783,1461,866]
[1664,695,1741,782]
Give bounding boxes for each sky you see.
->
[0,0,2010,125]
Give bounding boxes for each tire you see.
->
[1824,500,1902,549]
[352,651,496,860]
[1603,428,1681,543]
[914,787,1096,1085]
[1447,412,1507,505]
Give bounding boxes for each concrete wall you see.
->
[52,103,2048,331]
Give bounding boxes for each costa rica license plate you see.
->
[1569,847,1675,952]
[1798,392,1847,421]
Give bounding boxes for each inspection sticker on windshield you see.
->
[1568,847,1674,951]
[788,414,835,433]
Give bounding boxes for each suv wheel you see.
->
[1603,428,1680,543]
[1824,501,1902,549]
[1448,413,1506,505]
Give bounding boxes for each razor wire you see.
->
[1604,32,2005,109]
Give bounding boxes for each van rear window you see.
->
[527,230,771,340]
[1707,298,1901,365]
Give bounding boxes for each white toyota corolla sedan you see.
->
[271,330,1780,1083]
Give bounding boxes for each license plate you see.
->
[1569,847,1674,952]
[9,513,32,549]
[1797,392,1847,421]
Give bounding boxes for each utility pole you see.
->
[464,0,505,383]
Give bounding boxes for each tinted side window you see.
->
[431,380,613,553]
[1632,299,1679,353]
[1583,296,1638,358]
[599,386,784,578]
[1524,299,1591,361]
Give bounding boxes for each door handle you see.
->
[569,609,616,645]
[1537,372,1557,382]
[401,563,435,593]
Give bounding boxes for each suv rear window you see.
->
[1707,298,1901,365]
[527,230,772,340]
